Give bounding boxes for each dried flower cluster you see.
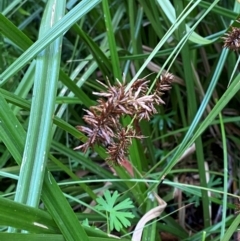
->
[74,73,173,164]
[222,19,240,51]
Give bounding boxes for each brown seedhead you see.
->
[74,74,173,164]
[222,20,240,51]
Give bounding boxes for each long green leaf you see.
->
[14,0,64,209]
[0,0,102,85]
[0,93,25,163]
[0,13,94,108]
[0,233,131,241]
[102,0,121,80]
[0,197,59,234]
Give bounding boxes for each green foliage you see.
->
[96,190,134,232]
[185,176,222,207]
[1,0,240,240]
[151,111,176,131]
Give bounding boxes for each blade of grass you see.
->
[165,71,240,184]
[141,199,158,241]
[187,0,238,19]
[0,234,65,241]
[102,0,121,80]
[0,93,25,163]
[138,0,165,40]
[158,0,216,44]
[49,154,97,200]
[51,141,123,189]
[126,0,218,92]
[41,171,89,241]
[222,214,240,241]
[0,0,102,84]
[0,2,91,240]
[10,61,35,115]
[174,0,210,228]
[0,94,91,239]
[0,197,59,234]
[0,233,131,241]
[0,12,32,50]
[154,49,229,184]
[14,0,65,208]
[0,13,96,108]
[126,1,143,72]
[71,23,112,77]
[218,104,228,239]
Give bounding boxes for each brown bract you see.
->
[74,74,173,164]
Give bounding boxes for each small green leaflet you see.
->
[96,190,135,232]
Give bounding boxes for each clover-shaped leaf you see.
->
[96,190,135,232]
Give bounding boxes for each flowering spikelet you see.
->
[106,127,144,164]
[222,20,240,51]
[74,74,173,164]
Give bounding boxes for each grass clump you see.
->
[1,1,240,241]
